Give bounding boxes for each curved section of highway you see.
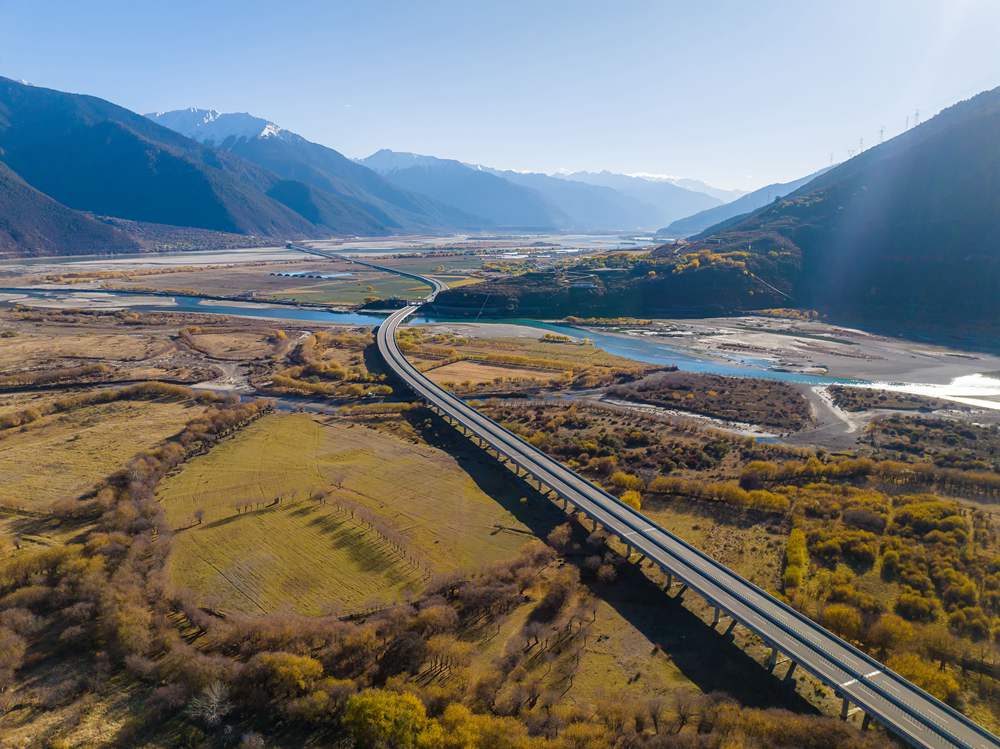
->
[376,302,998,749]
[286,243,447,301]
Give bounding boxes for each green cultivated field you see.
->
[268,274,431,304]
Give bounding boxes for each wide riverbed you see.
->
[3,287,1000,408]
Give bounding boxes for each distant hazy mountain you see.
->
[149,111,479,230]
[0,161,138,256]
[363,150,703,231]
[485,168,657,230]
[666,85,1000,325]
[658,167,832,238]
[439,85,1000,334]
[361,150,563,229]
[665,177,745,203]
[0,77,391,241]
[562,170,722,227]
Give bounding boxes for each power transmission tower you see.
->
[905,114,910,130]
[879,127,884,144]
[859,137,864,152]
[914,109,920,126]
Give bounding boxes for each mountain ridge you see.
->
[0,77,389,239]
[658,166,833,238]
[148,111,482,230]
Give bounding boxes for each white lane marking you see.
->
[622,527,656,538]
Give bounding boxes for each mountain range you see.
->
[561,170,723,227]
[656,166,833,238]
[14,68,994,332]
[433,84,1000,332]
[0,77,367,242]
[359,151,727,231]
[0,75,753,256]
[146,110,481,231]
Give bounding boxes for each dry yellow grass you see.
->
[425,360,560,386]
[0,399,204,512]
[188,331,276,359]
[0,332,157,370]
[161,413,539,615]
[467,586,695,706]
[0,391,63,417]
[642,500,785,590]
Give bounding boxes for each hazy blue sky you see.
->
[3,0,1000,190]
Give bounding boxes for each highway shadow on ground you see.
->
[407,406,818,713]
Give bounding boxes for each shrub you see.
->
[342,689,433,749]
[821,603,862,640]
[619,490,642,510]
[887,653,960,704]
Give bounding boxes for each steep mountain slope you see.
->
[0,78,383,238]
[438,86,1000,335]
[663,86,1000,325]
[0,160,138,256]
[659,167,831,237]
[361,150,563,229]
[148,111,482,230]
[563,170,722,227]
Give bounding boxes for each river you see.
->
[0,287,849,385]
[4,287,1000,407]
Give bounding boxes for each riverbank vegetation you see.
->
[265,328,394,399]
[477,399,999,727]
[610,370,812,431]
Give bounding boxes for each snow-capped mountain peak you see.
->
[146,108,284,145]
[259,122,282,138]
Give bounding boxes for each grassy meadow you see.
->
[160,413,542,615]
[0,399,204,512]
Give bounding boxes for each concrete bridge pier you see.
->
[767,646,779,672]
[711,606,721,627]
[783,660,797,681]
[840,696,862,721]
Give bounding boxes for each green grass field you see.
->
[268,275,432,304]
[160,413,541,615]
